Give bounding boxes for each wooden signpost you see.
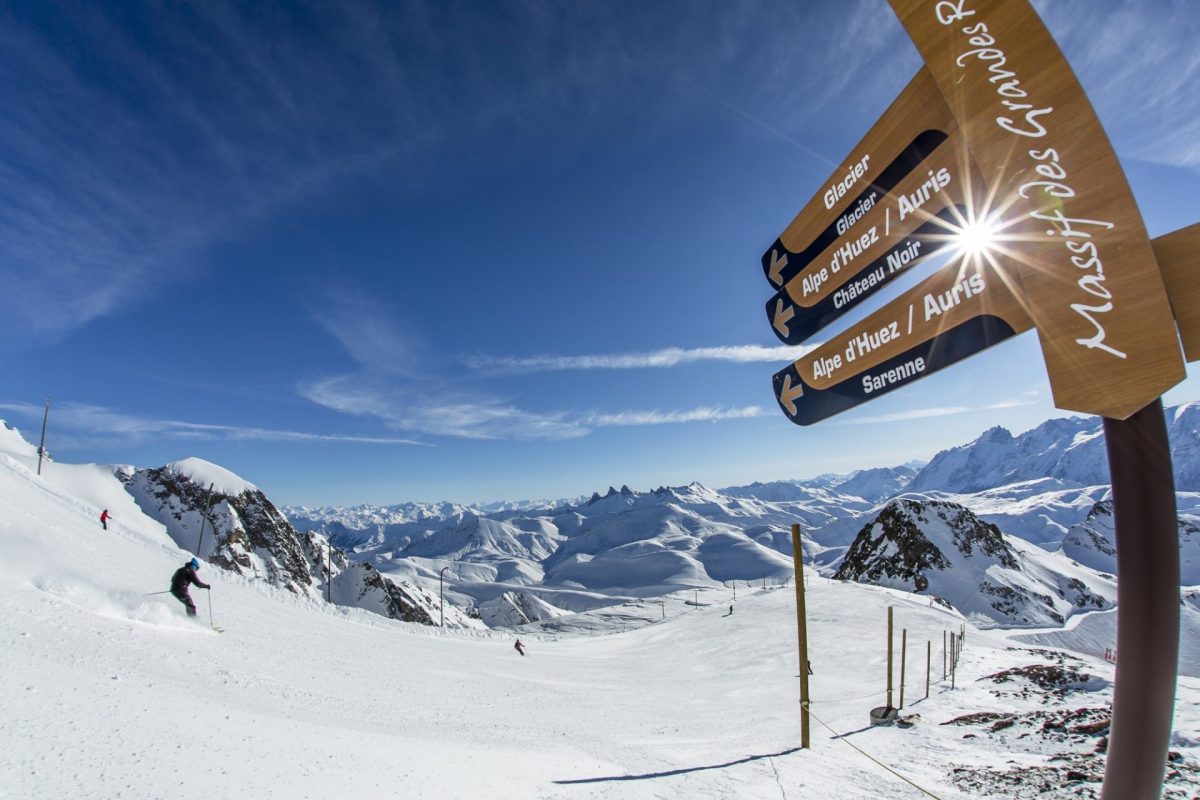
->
[765,2,1196,796]
[889,0,1184,420]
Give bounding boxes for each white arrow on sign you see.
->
[769,249,789,287]
[773,298,796,338]
[777,372,804,415]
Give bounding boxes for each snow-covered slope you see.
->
[1,422,479,629]
[4,449,1200,799]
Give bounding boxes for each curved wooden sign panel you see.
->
[888,0,1185,419]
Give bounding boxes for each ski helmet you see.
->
[189,557,200,570]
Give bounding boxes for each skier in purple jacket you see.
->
[170,558,210,616]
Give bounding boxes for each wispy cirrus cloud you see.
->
[835,398,1035,426]
[298,374,764,441]
[463,343,814,374]
[0,402,429,447]
[298,375,587,441]
[302,287,780,440]
[581,406,766,427]
[1035,0,1200,172]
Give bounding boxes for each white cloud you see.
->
[464,343,815,373]
[297,376,588,441]
[838,398,1034,425]
[582,406,766,427]
[1036,0,1200,172]
[0,402,429,447]
[298,374,766,441]
[304,293,789,439]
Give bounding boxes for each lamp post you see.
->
[439,567,450,627]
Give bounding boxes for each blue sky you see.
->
[3,0,1199,506]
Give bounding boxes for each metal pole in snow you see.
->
[951,633,956,689]
[36,397,50,476]
[327,543,332,603]
[887,606,894,708]
[926,640,931,700]
[439,567,449,627]
[194,483,214,557]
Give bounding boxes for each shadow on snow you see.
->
[553,747,803,785]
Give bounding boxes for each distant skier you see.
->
[100,509,110,530]
[514,639,526,656]
[729,604,733,615]
[170,557,210,617]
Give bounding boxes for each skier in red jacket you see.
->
[514,639,526,656]
[100,509,110,530]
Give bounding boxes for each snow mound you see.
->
[163,457,258,496]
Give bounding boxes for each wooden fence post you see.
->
[791,524,810,749]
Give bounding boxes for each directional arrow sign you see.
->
[889,0,1185,420]
[773,229,1189,426]
[760,69,956,289]
[766,136,987,344]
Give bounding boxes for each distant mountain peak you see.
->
[980,425,1013,443]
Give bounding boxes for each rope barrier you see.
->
[802,701,944,800]
[809,689,887,704]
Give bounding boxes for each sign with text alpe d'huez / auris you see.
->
[764,0,1187,426]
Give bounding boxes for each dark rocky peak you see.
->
[834,498,1017,592]
[834,499,952,592]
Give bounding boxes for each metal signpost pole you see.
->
[1101,400,1180,798]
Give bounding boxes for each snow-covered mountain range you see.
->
[282,402,1200,632]
[5,402,1200,638]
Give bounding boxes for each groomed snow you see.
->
[4,448,1200,799]
[2,422,1200,796]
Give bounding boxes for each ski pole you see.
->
[208,591,214,626]
[144,590,171,596]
